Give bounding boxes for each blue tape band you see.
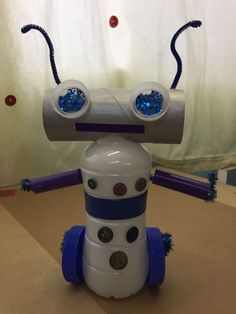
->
[84,191,147,220]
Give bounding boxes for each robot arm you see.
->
[21,168,83,193]
[151,169,217,202]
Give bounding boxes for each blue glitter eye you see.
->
[58,88,87,113]
[135,90,164,117]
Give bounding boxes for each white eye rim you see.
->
[130,82,170,122]
[51,80,90,119]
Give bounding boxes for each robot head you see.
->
[21,21,201,144]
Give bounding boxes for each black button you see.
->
[110,251,128,270]
[135,177,147,192]
[98,227,113,243]
[126,226,139,243]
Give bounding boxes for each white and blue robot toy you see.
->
[21,20,217,298]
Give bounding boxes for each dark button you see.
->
[110,251,128,270]
[113,183,127,196]
[135,177,147,192]
[98,227,113,243]
[5,95,17,106]
[88,178,97,189]
[126,226,139,243]
[109,15,119,28]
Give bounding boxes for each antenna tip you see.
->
[190,20,202,28]
[21,25,32,34]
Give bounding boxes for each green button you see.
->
[98,227,113,243]
[88,178,97,189]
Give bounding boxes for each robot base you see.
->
[83,259,148,299]
[62,226,166,298]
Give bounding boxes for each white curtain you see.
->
[0,0,236,188]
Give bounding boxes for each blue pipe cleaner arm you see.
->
[207,172,218,203]
[162,232,173,256]
[21,178,32,192]
[21,24,61,85]
[170,20,202,89]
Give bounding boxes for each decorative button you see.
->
[98,227,113,243]
[113,183,127,196]
[126,226,139,243]
[135,177,147,192]
[88,178,97,189]
[110,251,128,270]
[109,15,119,28]
[5,95,17,106]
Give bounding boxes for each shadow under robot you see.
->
[21,20,217,298]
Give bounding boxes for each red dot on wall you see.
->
[5,95,17,106]
[109,15,119,28]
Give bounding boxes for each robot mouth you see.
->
[75,122,145,134]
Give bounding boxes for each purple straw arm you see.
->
[31,169,83,193]
[151,169,211,201]
[155,170,209,188]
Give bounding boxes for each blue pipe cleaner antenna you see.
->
[170,20,202,89]
[21,24,61,85]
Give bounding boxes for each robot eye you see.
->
[135,90,163,116]
[50,80,90,119]
[58,88,87,113]
[130,82,169,122]
[113,183,127,196]
[135,177,147,192]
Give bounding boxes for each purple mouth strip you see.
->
[75,122,145,134]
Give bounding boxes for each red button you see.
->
[5,95,17,106]
[113,183,127,196]
[109,16,119,28]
